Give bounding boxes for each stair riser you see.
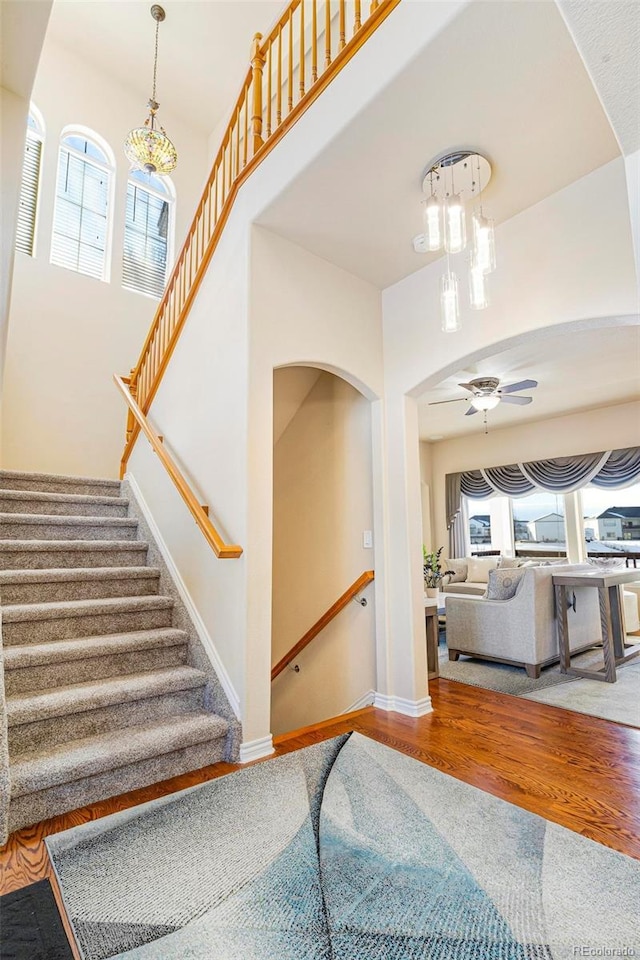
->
[7,734,228,834]
[0,547,149,570]
[5,645,188,695]
[0,576,161,605]
[3,607,174,645]
[0,476,120,497]
[9,687,206,756]
[0,498,129,518]
[1,520,138,541]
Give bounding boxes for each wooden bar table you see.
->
[553,569,640,683]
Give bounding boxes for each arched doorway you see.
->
[271,366,376,735]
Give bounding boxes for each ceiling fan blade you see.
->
[465,406,479,416]
[428,397,468,406]
[500,394,533,405]
[458,382,476,392]
[500,379,538,394]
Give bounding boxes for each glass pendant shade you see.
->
[471,394,500,411]
[444,193,466,254]
[423,195,442,251]
[469,259,489,310]
[125,122,177,175]
[472,212,496,273]
[440,272,460,333]
[125,6,177,176]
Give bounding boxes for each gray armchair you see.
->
[445,563,601,678]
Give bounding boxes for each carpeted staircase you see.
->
[0,470,235,839]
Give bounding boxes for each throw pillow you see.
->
[486,567,526,600]
[466,556,499,583]
[445,559,468,584]
[498,557,523,569]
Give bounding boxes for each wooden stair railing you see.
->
[117,0,401,474]
[271,570,374,680]
[114,375,242,559]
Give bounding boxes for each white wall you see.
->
[271,371,375,735]
[381,157,639,708]
[0,88,28,401]
[248,226,383,742]
[0,0,52,416]
[426,400,640,555]
[128,202,251,720]
[1,38,209,477]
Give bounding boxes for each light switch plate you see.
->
[363,530,373,549]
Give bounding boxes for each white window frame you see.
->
[16,103,45,257]
[50,125,115,282]
[122,172,175,300]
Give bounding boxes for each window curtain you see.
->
[452,447,640,500]
[445,473,466,558]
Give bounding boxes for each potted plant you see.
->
[423,546,454,598]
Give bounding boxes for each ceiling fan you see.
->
[428,376,538,417]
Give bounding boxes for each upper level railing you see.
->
[118,0,401,473]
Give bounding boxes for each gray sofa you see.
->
[443,556,502,596]
[445,562,602,678]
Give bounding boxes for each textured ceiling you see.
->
[256,0,621,288]
[45,0,283,137]
[417,325,640,441]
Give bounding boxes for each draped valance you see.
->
[449,446,640,531]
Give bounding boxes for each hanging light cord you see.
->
[152,17,160,103]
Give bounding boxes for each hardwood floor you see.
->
[1,678,639,956]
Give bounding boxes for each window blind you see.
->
[122,183,169,299]
[51,147,109,280]
[16,132,42,256]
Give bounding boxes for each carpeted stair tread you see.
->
[0,490,129,516]
[10,711,228,797]
[7,666,208,727]
[4,628,188,669]
[0,470,121,496]
[2,594,173,623]
[0,539,148,553]
[0,540,150,571]
[0,566,160,585]
[1,513,139,541]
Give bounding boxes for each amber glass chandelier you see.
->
[125,5,177,175]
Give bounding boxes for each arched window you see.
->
[16,105,45,257]
[51,128,114,281]
[122,169,174,299]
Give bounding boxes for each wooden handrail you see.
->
[118,0,402,473]
[113,375,243,559]
[271,570,374,680]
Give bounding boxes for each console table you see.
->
[424,594,445,680]
[553,569,640,683]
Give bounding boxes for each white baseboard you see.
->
[344,690,375,713]
[373,693,433,717]
[125,472,241,719]
[239,735,275,763]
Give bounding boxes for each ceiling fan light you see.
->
[471,394,500,411]
[423,195,442,251]
[444,193,466,254]
[440,272,460,333]
[472,211,496,273]
[469,259,489,310]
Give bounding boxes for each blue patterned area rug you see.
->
[46,733,639,959]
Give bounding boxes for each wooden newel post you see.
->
[250,33,266,156]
